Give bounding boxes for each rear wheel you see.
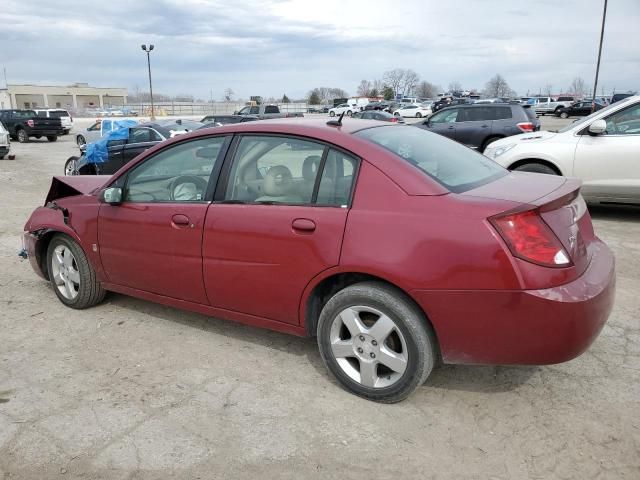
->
[513,162,558,175]
[416,113,422,118]
[317,282,436,403]
[346,110,353,116]
[560,112,569,119]
[47,235,106,309]
[17,129,28,143]
[329,111,335,117]
[47,136,58,142]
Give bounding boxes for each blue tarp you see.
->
[85,119,138,164]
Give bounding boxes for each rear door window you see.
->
[493,107,513,120]
[264,106,279,114]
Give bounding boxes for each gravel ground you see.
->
[0,117,638,479]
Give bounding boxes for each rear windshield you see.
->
[355,126,506,193]
[49,110,69,118]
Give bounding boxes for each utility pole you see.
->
[591,0,607,111]
[141,44,155,120]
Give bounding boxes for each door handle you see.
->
[172,214,191,227]
[447,125,455,129]
[292,218,316,232]
[481,124,489,128]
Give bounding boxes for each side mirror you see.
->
[233,111,238,115]
[588,119,607,135]
[100,187,122,205]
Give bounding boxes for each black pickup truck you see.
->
[0,109,64,143]
[233,104,303,119]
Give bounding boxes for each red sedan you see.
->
[22,118,615,402]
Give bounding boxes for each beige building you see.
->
[0,83,128,111]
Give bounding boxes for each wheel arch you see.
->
[507,158,563,176]
[301,270,440,347]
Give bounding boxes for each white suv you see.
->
[34,109,73,134]
[0,121,10,159]
[485,95,640,205]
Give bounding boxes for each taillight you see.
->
[390,117,398,122]
[27,119,34,128]
[490,209,571,267]
[517,122,534,132]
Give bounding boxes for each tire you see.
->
[63,129,70,135]
[513,162,558,175]
[416,113,422,118]
[560,112,569,119]
[317,282,436,403]
[329,111,335,117]
[64,156,79,175]
[17,129,29,143]
[47,234,106,309]
[481,136,502,152]
[47,136,58,142]
[346,110,352,117]
[77,135,86,146]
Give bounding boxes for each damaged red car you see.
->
[22,118,615,402]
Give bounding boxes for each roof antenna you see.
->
[326,111,345,127]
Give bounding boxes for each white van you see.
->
[33,109,73,134]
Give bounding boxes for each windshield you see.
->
[49,110,69,118]
[355,126,506,193]
[558,97,636,133]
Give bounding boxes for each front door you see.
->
[203,135,358,325]
[98,135,229,303]
[121,127,165,165]
[573,102,640,202]
[422,107,459,141]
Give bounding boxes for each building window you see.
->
[24,102,30,109]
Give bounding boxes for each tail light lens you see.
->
[390,117,398,122]
[490,209,571,267]
[516,122,534,132]
[27,119,34,128]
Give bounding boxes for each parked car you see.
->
[33,109,73,134]
[432,97,453,112]
[416,103,540,151]
[555,101,604,118]
[0,109,64,143]
[610,92,635,104]
[23,118,615,403]
[65,122,175,175]
[485,95,640,204]
[393,104,432,118]
[76,118,138,147]
[0,121,10,159]
[364,102,390,111]
[235,104,303,119]
[329,103,357,117]
[535,96,576,115]
[154,118,203,134]
[200,114,259,125]
[353,110,405,123]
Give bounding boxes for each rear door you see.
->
[122,127,164,164]
[573,102,640,202]
[454,106,493,148]
[202,135,358,325]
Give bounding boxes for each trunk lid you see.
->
[45,175,111,204]
[463,171,592,276]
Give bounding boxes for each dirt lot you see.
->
[0,118,639,479]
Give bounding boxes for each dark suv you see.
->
[415,103,540,151]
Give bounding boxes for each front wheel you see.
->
[317,282,437,403]
[47,234,106,309]
[329,111,335,117]
[47,136,58,142]
[77,135,86,146]
[346,110,352,116]
[513,162,558,175]
[560,112,569,119]
[416,113,422,118]
[17,129,29,143]
[64,156,79,175]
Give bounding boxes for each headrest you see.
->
[302,155,321,180]
[263,165,294,196]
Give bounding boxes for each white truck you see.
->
[535,96,576,115]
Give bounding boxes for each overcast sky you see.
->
[1,0,638,100]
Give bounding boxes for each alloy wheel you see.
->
[329,306,408,388]
[50,245,80,300]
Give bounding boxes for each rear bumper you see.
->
[30,130,63,136]
[411,239,615,365]
[0,146,9,155]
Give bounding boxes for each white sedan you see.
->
[485,95,640,204]
[393,104,432,118]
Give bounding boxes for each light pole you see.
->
[591,0,607,112]
[141,44,155,120]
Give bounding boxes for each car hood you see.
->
[492,130,558,147]
[45,175,112,204]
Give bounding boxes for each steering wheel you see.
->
[169,175,208,201]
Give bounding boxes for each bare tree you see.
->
[570,77,586,97]
[356,80,372,97]
[484,74,514,98]
[383,69,405,97]
[372,79,384,94]
[401,69,420,96]
[544,84,553,97]
[223,88,234,102]
[415,81,437,99]
[448,80,462,93]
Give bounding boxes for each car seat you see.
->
[255,165,303,204]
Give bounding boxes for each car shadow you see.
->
[104,294,537,394]
[589,204,640,222]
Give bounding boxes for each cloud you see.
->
[0,0,637,99]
